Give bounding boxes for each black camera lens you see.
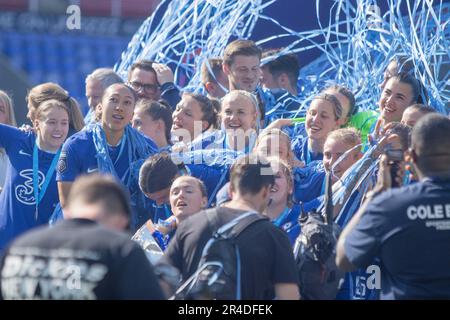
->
[389,161,401,188]
[385,148,403,188]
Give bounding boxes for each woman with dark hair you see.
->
[379,55,415,90]
[171,92,218,146]
[56,83,158,211]
[379,72,420,124]
[133,175,208,254]
[132,99,173,150]
[371,71,421,139]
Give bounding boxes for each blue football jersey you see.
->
[0,125,61,251]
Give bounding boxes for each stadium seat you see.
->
[0,31,128,97]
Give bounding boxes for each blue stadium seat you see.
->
[28,70,44,85]
[0,31,131,99]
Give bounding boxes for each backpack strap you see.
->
[227,213,266,239]
[206,169,228,207]
[207,209,267,240]
[206,208,221,233]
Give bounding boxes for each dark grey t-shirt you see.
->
[0,219,165,300]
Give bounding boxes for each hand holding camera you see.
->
[373,149,405,195]
[385,147,404,188]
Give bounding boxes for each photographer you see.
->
[336,114,450,299]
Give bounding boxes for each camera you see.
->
[385,148,403,188]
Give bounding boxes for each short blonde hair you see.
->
[326,127,361,150]
[256,128,293,163]
[221,90,261,130]
[257,128,291,149]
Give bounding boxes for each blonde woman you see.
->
[27,82,85,135]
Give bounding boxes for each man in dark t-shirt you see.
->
[0,174,165,300]
[337,114,450,299]
[160,154,300,300]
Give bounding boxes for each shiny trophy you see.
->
[132,221,165,265]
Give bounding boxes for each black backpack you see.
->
[172,210,266,300]
[293,172,345,300]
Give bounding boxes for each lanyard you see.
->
[305,150,311,165]
[207,169,228,207]
[224,133,233,151]
[33,142,61,221]
[320,174,327,195]
[303,139,311,165]
[273,207,291,227]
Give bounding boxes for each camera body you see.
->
[385,148,403,188]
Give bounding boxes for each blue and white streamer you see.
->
[115,0,448,113]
